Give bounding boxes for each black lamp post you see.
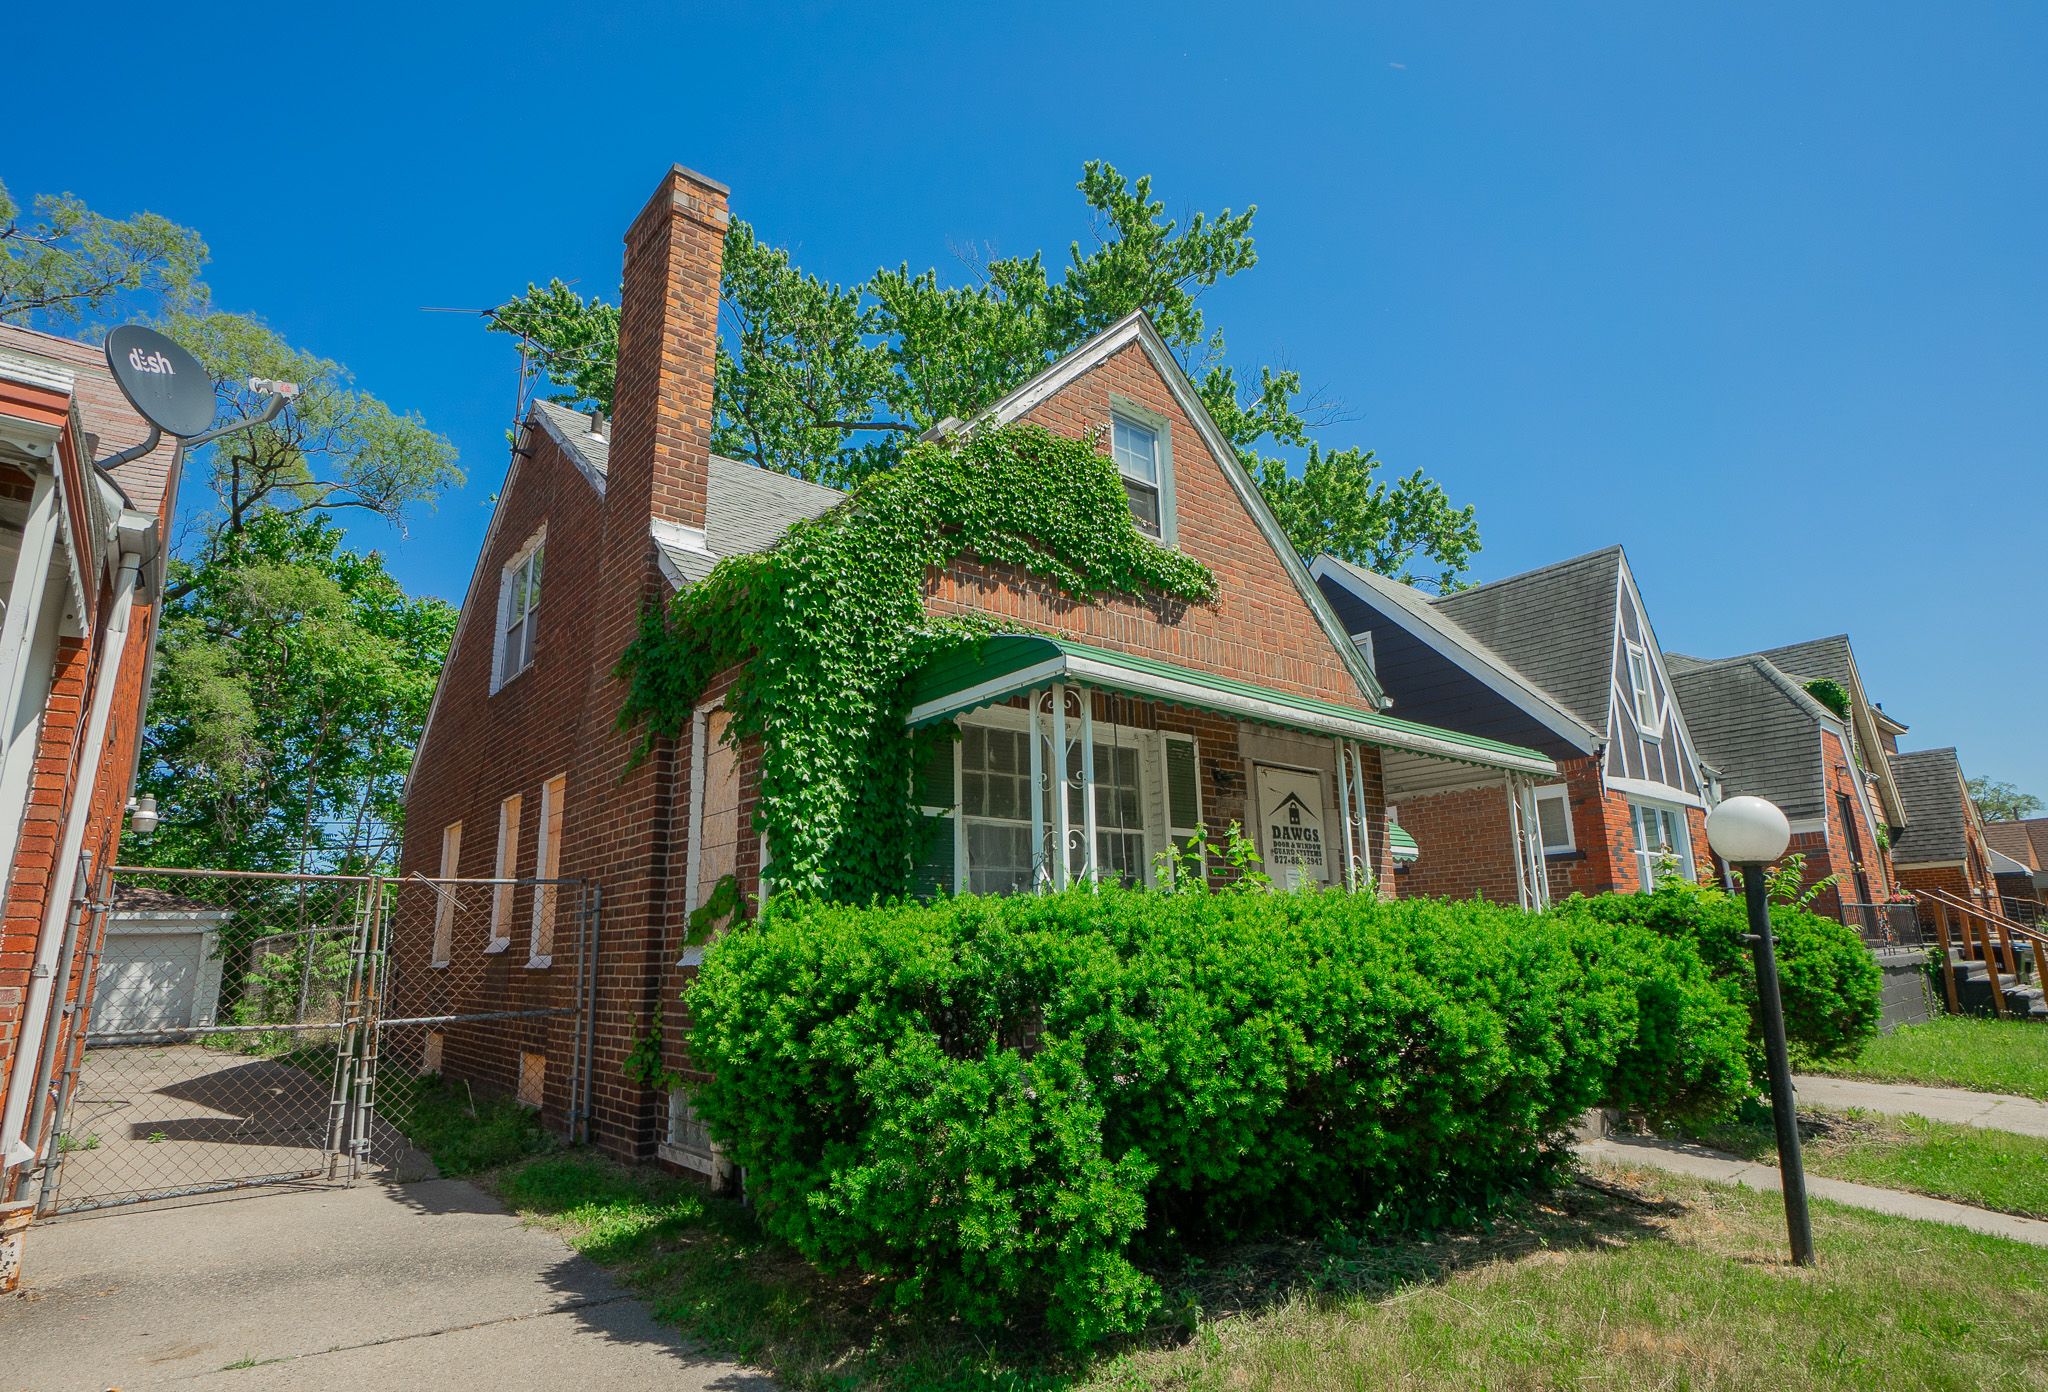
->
[1706,794,1814,1266]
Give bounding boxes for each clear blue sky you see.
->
[13,2,2045,797]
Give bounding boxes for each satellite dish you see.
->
[104,325,216,440]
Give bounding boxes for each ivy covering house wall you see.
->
[616,423,1216,901]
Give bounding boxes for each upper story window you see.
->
[1110,412,1168,540]
[1624,640,1658,735]
[494,528,545,691]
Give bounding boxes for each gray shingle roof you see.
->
[534,399,844,586]
[1668,655,1831,818]
[1428,546,1624,733]
[1747,635,1855,691]
[1889,747,1969,863]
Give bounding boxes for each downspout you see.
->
[1,525,147,1173]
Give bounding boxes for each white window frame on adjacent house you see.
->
[487,792,521,952]
[1532,784,1575,855]
[492,526,546,692]
[527,773,565,968]
[1624,640,1659,737]
[1629,798,1694,888]
[431,821,461,967]
[1108,397,1177,546]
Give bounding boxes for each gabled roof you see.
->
[1889,747,1972,864]
[933,310,1390,711]
[1311,554,1600,753]
[1668,655,1835,818]
[532,399,844,587]
[1984,818,2048,873]
[1427,546,1626,733]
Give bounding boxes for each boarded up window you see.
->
[530,773,566,961]
[517,1050,545,1108]
[697,711,740,912]
[422,1030,444,1075]
[664,1087,715,1174]
[490,794,522,947]
[432,822,462,963]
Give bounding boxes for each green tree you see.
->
[0,182,462,870]
[493,162,1481,584]
[0,179,207,323]
[139,513,457,872]
[1967,776,2044,823]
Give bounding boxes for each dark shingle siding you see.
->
[1889,747,1969,863]
[1429,546,1623,734]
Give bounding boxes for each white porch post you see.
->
[1028,688,1047,890]
[1506,775,1533,910]
[0,470,60,889]
[1049,681,1071,890]
[1347,742,1375,893]
[1077,689,1098,886]
[1524,780,1553,910]
[1333,736,1357,891]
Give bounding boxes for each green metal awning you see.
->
[907,634,1556,777]
[1390,825,1420,862]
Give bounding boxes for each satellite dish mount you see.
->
[97,324,298,469]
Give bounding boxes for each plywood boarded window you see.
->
[529,773,566,963]
[664,1087,716,1174]
[432,822,461,965]
[696,709,740,914]
[517,1050,545,1108]
[489,793,521,950]
[422,1030,444,1074]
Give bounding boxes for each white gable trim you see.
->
[954,311,1389,710]
[534,406,608,497]
[1611,559,1712,802]
[1310,555,1600,754]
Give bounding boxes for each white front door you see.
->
[1254,764,1333,890]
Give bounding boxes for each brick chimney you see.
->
[607,165,728,544]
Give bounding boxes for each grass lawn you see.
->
[471,1150,2048,1391]
[1809,1017,2048,1101]
[1677,1105,2048,1220]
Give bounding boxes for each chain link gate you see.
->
[31,866,595,1217]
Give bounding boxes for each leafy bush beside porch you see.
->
[686,888,1775,1345]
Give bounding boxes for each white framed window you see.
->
[1630,799,1694,889]
[1624,640,1658,735]
[956,708,1190,893]
[432,821,461,966]
[493,528,545,691]
[1351,630,1376,676]
[488,793,521,951]
[1109,402,1175,544]
[1532,785,1574,854]
[528,773,565,966]
[663,1087,717,1174]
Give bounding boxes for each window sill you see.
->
[1544,849,1587,863]
[657,1141,716,1175]
[429,959,450,970]
[677,945,706,969]
[524,955,553,970]
[483,938,512,955]
[490,660,536,697]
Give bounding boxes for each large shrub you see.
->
[686,888,1751,1345]
[1555,884,1883,1074]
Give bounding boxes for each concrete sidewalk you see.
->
[1578,1134,2048,1248]
[0,1176,774,1391]
[1793,1073,2048,1138]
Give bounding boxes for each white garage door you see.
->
[95,932,203,1036]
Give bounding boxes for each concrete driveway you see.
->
[0,1176,774,1391]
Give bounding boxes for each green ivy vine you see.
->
[622,1002,685,1093]
[617,423,1217,900]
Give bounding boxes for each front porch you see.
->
[908,635,1559,906]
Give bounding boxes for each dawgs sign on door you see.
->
[1253,764,1331,890]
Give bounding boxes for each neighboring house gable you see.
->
[1744,635,1907,830]
[1890,748,1983,868]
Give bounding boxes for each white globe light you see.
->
[1706,795,1791,865]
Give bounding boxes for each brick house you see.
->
[0,325,180,1187]
[1664,653,1898,929]
[1310,548,1714,905]
[1889,747,2003,922]
[1984,818,2048,922]
[397,164,1558,1168]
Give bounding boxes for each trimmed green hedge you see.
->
[1553,884,1883,1075]
[685,888,1757,1345]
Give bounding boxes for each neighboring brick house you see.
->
[397,164,1558,1169]
[1664,653,1897,927]
[1983,817,2048,923]
[1888,747,2002,923]
[0,326,182,1190]
[1311,547,1713,905]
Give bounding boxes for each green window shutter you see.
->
[909,731,957,898]
[1165,737,1201,832]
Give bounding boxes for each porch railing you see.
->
[1921,886,2046,1019]
[1840,901,1925,952]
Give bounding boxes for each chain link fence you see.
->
[30,866,593,1217]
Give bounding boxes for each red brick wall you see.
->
[1391,783,1521,902]
[926,341,1371,714]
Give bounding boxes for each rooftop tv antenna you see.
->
[96,324,299,469]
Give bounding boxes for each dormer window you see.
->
[494,528,545,691]
[1624,640,1657,735]
[1110,413,1164,538]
